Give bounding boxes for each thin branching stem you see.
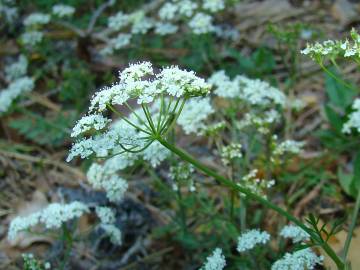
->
[156,137,345,270]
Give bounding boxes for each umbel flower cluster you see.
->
[201,225,322,270]
[68,61,211,202]
[301,28,360,62]
[342,98,360,134]
[8,202,122,246]
[21,5,75,46]
[101,0,235,55]
[0,55,34,113]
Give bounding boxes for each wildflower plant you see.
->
[8,202,121,269]
[66,61,346,269]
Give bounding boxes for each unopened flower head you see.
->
[271,248,323,270]
[237,229,270,252]
[273,140,304,156]
[200,248,226,270]
[220,143,242,166]
[301,28,360,61]
[201,121,226,136]
[280,225,310,243]
[240,169,275,198]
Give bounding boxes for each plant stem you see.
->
[60,224,73,270]
[156,137,345,269]
[342,187,360,262]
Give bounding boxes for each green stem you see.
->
[342,187,360,262]
[156,137,344,269]
[319,62,355,92]
[60,224,73,270]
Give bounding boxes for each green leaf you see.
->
[324,104,343,132]
[325,71,356,110]
[337,168,356,197]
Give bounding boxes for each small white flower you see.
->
[52,4,75,18]
[5,55,28,81]
[23,13,50,26]
[8,201,89,240]
[108,11,130,31]
[177,97,214,135]
[177,0,198,17]
[100,224,122,245]
[202,0,225,13]
[200,248,226,270]
[21,31,44,46]
[237,229,270,252]
[188,13,214,35]
[0,77,34,113]
[343,98,360,134]
[271,248,323,270]
[96,206,116,224]
[158,2,178,20]
[280,225,310,243]
[220,143,242,166]
[71,114,111,137]
[142,141,170,167]
[155,22,178,35]
[273,140,304,156]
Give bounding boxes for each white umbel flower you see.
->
[142,141,170,167]
[273,140,304,156]
[8,201,89,240]
[155,22,178,35]
[200,248,226,270]
[177,97,214,134]
[202,0,225,12]
[21,31,44,46]
[271,248,323,270]
[100,224,122,245]
[52,4,75,18]
[5,55,28,81]
[96,206,116,224]
[71,114,111,137]
[23,13,50,26]
[158,2,178,20]
[220,143,242,166]
[208,70,241,98]
[343,98,360,134]
[237,229,270,252]
[280,225,310,243]
[108,11,130,31]
[177,0,198,17]
[0,77,34,113]
[188,13,214,35]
